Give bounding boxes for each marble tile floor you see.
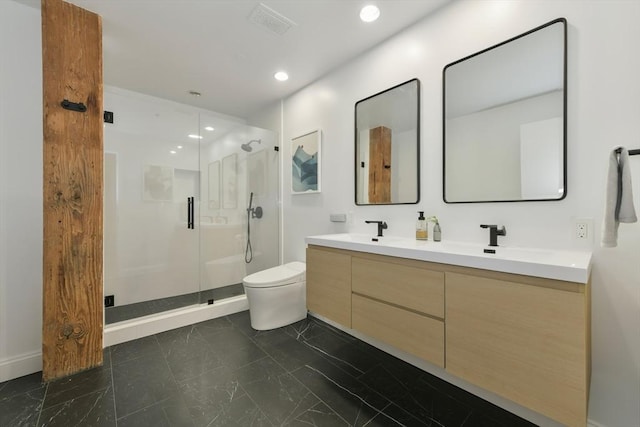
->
[0,311,536,427]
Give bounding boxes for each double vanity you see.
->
[325,15,585,426]
[305,233,591,427]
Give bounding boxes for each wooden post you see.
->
[41,0,103,381]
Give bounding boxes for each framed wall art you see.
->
[291,130,321,194]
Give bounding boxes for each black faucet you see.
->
[365,220,388,237]
[480,224,506,247]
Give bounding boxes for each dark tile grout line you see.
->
[228,315,356,427]
[247,318,406,427]
[34,381,47,427]
[109,347,118,424]
[235,378,271,426]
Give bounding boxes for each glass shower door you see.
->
[104,88,200,323]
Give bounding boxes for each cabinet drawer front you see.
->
[352,294,444,367]
[352,257,444,318]
[306,247,352,327]
[446,272,587,426]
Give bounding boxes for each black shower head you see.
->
[241,139,261,152]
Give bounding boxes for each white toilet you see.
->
[242,261,307,330]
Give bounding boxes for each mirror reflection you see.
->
[443,18,566,203]
[355,78,420,205]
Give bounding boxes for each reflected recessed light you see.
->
[177,145,183,149]
[170,150,177,154]
[188,134,203,139]
[360,5,380,22]
[274,71,289,81]
[204,126,215,131]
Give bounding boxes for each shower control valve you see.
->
[251,206,263,219]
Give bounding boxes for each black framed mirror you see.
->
[355,78,420,205]
[443,18,567,203]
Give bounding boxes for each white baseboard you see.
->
[104,295,249,347]
[0,350,42,383]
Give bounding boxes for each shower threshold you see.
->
[105,283,245,324]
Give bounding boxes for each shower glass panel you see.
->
[104,87,280,324]
[198,114,280,303]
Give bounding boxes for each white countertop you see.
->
[305,233,592,284]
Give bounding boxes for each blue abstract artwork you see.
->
[292,130,320,193]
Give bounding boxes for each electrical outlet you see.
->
[575,222,588,239]
[573,218,593,242]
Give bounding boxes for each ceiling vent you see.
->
[248,3,296,36]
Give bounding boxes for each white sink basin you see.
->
[318,233,406,244]
[305,233,591,283]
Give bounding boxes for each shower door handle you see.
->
[187,197,194,229]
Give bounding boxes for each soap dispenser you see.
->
[416,211,428,240]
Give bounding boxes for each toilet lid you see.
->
[243,261,306,288]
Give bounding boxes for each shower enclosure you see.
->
[103,87,279,324]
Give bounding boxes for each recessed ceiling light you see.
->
[170,150,177,154]
[177,145,183,149]
[274,71,289,81]
[204,126,215,131]
[360,5,380,23]
[188,134,203,139]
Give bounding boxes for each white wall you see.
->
[280,1,640,426]
[0,0,43,381]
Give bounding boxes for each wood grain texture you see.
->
[42,0,103,381]
[352,257,444,318]
[368,126,391,203]
[445,272,589,426]
[306,247,352,327]
[352,294,444,367]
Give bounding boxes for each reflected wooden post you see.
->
[368,126,391,203]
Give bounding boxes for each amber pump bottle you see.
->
[416,211,428,240]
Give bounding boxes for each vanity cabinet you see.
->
[305,244,591,427]
[351,257,445,367]
[446,271,590,427]
[306,246,352,327]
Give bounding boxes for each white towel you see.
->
[601,147,637,247]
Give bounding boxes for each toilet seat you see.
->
[243,261,306,288]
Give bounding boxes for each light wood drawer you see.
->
[352,294,444,367]
[446,272,588,426]
[306,247,352,327]
[352,257,444,318]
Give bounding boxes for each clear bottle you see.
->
[416,211,428,240]
[433,220,441,242]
